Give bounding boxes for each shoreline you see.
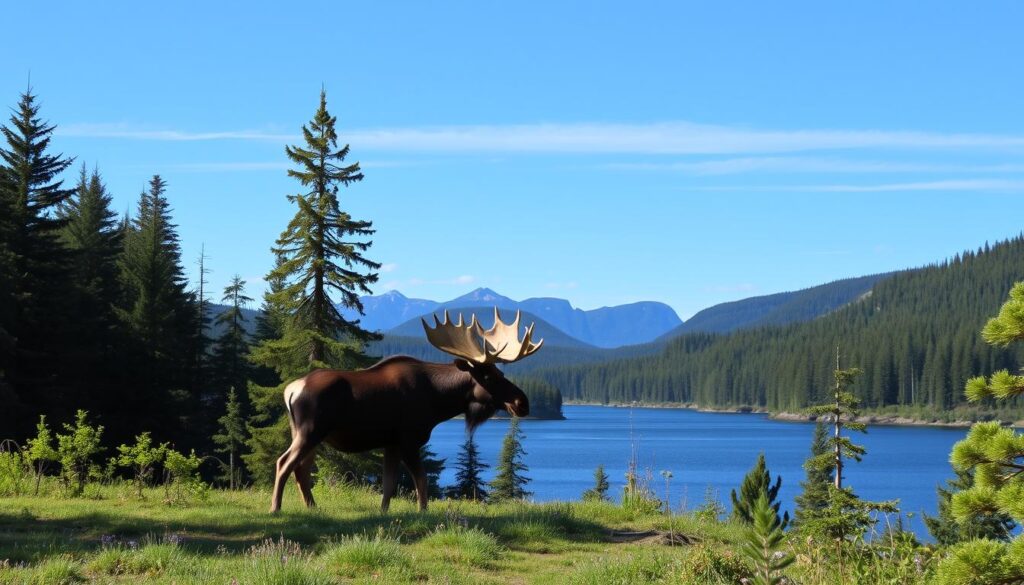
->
[563,400,1022,429]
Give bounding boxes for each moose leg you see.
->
[380,446,400,513]
[401,449,429,511]
[270,437,315,513]
[294,452,316,508]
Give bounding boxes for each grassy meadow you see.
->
[0,483,757,584]
[0,480,939,584]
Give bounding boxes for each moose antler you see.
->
[421,308,544,365]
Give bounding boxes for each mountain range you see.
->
[341,287,682,348]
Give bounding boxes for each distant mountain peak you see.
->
[381,290,407,299]
[451,287,515,304]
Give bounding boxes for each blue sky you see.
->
[3,2,1024,318]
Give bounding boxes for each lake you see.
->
[428,405,969,538]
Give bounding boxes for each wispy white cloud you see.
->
[57,121,1024,155]
[161,162,290,172]
[693,179,1024,193]
[801,179,1024,192]
[607,157,1024,176]
[58,123,296,142]
[379,263,399,273]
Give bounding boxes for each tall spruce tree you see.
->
[806,351,866,489]
[731,452,789,529]
[212,275,252,400]
[800,356,895,540]
[246,90,380,485]
[55,164,123,412]
[117,175,196,439]
[490,417,531,501]
[0,88,75,435]
[448,434,490,501]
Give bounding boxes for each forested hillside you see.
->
[661,273,889,338]
[536,237,1024,414]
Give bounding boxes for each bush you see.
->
[163,448,208,503]
[114,433,167,499]
[56,410,104,497]
[0,444,28,497]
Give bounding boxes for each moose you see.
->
[270,308,544,513]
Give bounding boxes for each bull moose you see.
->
[270,308,544,513]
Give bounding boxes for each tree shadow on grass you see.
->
[0,500,611,563]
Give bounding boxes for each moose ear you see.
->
[454,359,475,371]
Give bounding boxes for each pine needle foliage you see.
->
[251,89,380,375]
[213,387,248,489]
[731,452,789,528]
[794,422,833,527]
[582,464,610,502]
[806,357,866,490]
[924,467,1015,546]
[449,434,489,501]
[0,88,75,434]
[935,281,1024,584]
[246,90,380,485]
[212,276,253,398]
[740,494,794,585]
[489,418,531,501]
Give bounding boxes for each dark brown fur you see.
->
[270,355,529,513]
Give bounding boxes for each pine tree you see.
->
[246,90,380,485]
[0,88,75,435]
[192,246,213,403]
[924,468,1014,546]
[213,387,247,489]
[249,88,380,375]
[806,350,866,489]
[117,175,196,438]
[935,282,1024,582]
[799,355,895,540]
[740,494,795,585]
[489,418,531,501]
[212,275,252,399]
[731,452,789,528]
[582,464,610,501]
[57,164,123,411]
[794,422,833,526]
[449,434,490,501]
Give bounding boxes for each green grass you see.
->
[0,483,749,584]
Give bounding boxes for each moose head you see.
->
[422,308,543,426]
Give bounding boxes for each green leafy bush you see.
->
[56,410,104,497]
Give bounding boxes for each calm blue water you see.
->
[428,405,968,538]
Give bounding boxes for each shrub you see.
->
[0,443,28,497]
[25,416,58,496]
[56,410,104,497]
[163,448,208,503]
[115,433,167,499]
